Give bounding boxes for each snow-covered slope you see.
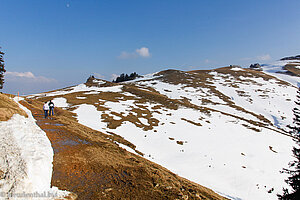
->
[262,59,300,87]
[27,64,299,200]
[0,98,70,199]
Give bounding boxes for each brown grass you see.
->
[0,93,27,121]
[123,85,179,110]
[181,118,202,126]
[33,88,163,132]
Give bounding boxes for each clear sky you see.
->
[1,0,300,95]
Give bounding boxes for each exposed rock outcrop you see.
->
[249,63,263,71]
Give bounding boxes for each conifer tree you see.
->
[113,72,140,83]
[0,48,5,89]
[291,88,300,134]
[125,74,129,81]
[278,87,300,199]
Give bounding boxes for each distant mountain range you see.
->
[280,55,300,61]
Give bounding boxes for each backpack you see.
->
[49,102,54,108]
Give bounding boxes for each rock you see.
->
[249,63,263,71]
[86,75,95,83]
[105,188,113,192]
[166,186,173,190]
[230,65,241,68]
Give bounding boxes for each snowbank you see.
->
[0,98,70,199]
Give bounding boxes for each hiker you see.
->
[43,102,49,118]
[48,100,55,116]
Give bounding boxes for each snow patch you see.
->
[76,96,87,99]
[52,97,69,108]
[92,79,106,85]
[231,67,244,71]
[73,104,107,132]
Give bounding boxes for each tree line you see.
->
[112,72,140,83]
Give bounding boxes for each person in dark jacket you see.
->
[48,100,55,116]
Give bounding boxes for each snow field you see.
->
[72,99,295,200]
[210,71,297,130]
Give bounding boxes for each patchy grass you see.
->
[29,67,289,137]
[31,68,275,134]
[123,85,179,110]
[21,98,228,200]
[150,69,277,130]
[19,65,294,199]
[215,66,290,86]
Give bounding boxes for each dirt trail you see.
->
[25,107,92,198]
[21,100,228,200]
[21,103,117,199]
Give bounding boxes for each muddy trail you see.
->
[21,100,228,200]
[21,102,131,199]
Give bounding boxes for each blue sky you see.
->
[1,0,300,94]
